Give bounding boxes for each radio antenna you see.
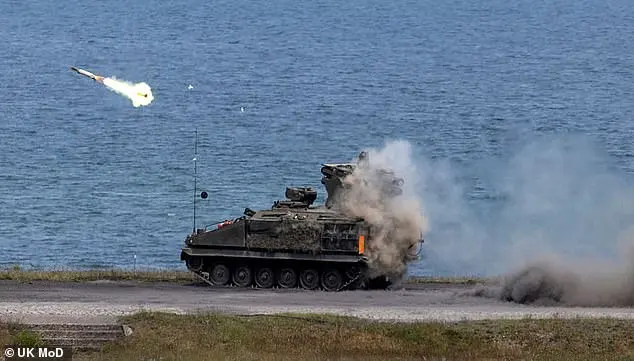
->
[193,128,198,233]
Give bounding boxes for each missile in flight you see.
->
[70,66,104,83]
[69,66,154,107]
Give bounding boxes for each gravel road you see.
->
[1,280,632,324]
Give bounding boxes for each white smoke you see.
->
[102,77,154,107]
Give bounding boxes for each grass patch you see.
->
[73,312,634,361]
[1,321,45,348]
[0,265,193,283]
[11,329,44,347]
[0,323,10,349]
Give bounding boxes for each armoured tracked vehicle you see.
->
[180,151,423,291]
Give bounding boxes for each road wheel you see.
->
[210,264,230,285]
[321,268,343,292]
[255,267,275,288]
[232,265,252,287]
[299,269,319,290]
[277,268,297,288]
[186,257,203,272]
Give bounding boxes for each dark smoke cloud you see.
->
[494,230,634,306]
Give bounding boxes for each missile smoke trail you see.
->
[102,77,154,108]
[70,66,154,107]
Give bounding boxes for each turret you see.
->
[320,151,404,209]
[272,187,318,209]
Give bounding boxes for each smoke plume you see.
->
[414,133,634,306]
[333,140,428,281]
[318,134,634,305]
[102,77,154,107]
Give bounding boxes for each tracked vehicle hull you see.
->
[180,154,421,291]
[180,204,392,291]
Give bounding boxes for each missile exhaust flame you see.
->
[70,66,154,107]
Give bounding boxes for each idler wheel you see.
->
[277,268,297,288]
[210,264,230,285]
[299,269,319,290]
[345,266,361,280]
[232,265,252,287]
[344,266,363,290]
[255,267,275,288]
[321,268,343,292]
